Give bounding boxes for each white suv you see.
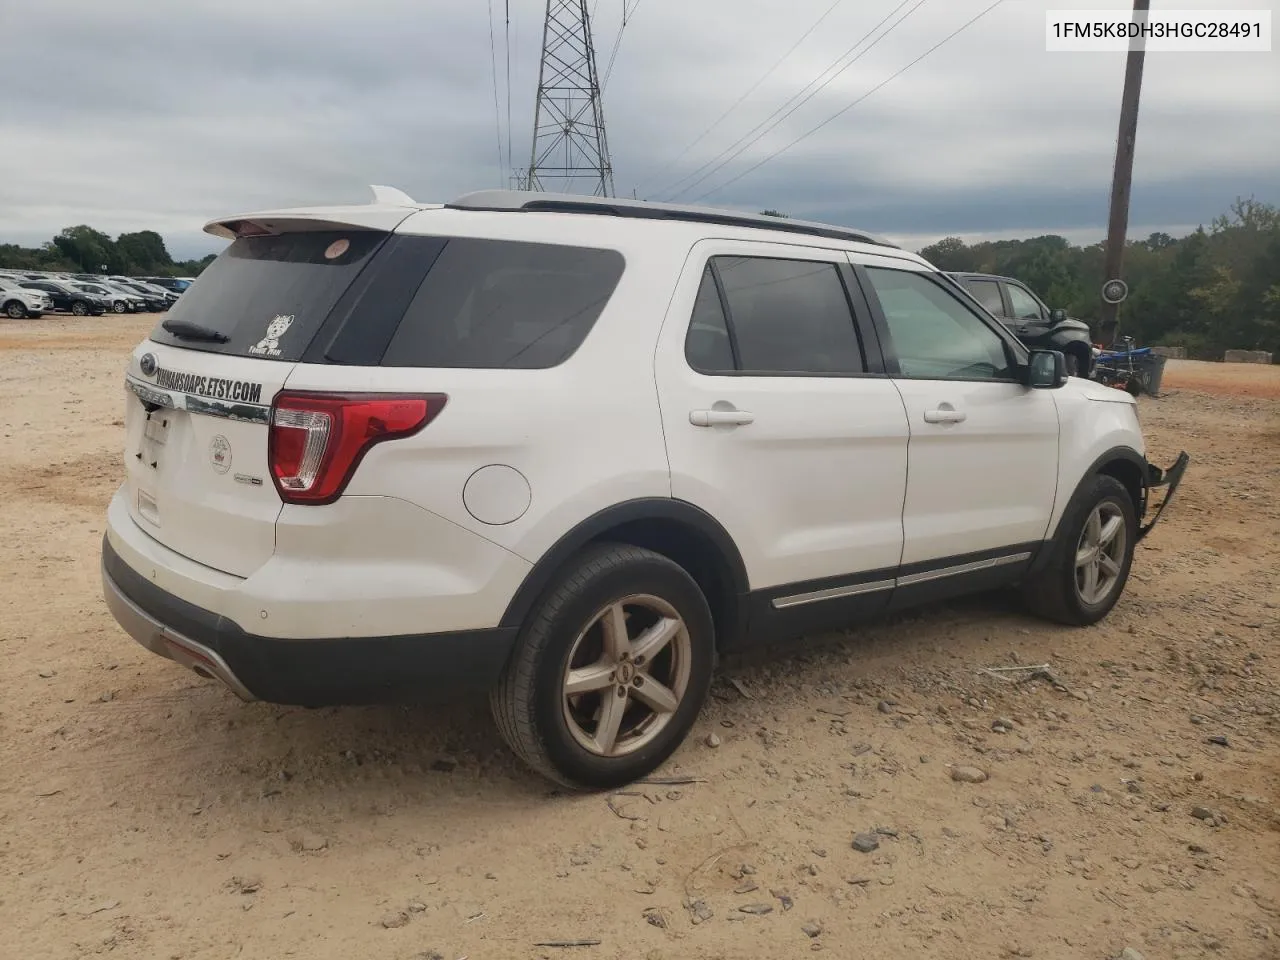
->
[101,187,1188,788]
[0,279,51,319]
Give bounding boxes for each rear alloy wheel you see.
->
[561,594,692,758]
[4,300,27,319]
[491,543,714,789]
[71,301,89,316]
[1022,474,1136,625]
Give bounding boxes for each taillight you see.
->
[268,392,446,504]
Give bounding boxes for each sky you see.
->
[1,0,1276,259]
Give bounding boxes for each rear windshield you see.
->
[148,230,387,361]
[149,231,625,369]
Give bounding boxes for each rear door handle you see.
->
[690,409,755,427]
[923,406,967,424]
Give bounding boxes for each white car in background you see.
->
[101,187,1189,788]
[0,278,52,318]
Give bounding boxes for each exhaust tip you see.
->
[191,665,216,681]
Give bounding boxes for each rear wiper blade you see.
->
[161,317,230,343]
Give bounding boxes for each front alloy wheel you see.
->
[1074,502,1127,606]
[4,301,26,319]
[1022,474,1137,625]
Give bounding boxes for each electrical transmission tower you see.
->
[528,0,615,197]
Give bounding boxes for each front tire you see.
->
[4,300,27,319]
[1022,474,1136,625]
[491,543,715,789]
[71,301,89,316]
[112,300,126,314]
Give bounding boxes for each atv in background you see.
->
[1092,337,1168,398]
[946,272,1094,377]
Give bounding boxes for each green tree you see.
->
[51,225,121,273]
[116,230,174,274]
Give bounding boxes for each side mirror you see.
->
[1025,349,1067,389]
[1050,308,1068,323]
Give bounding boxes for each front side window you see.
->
[690,256,864,375]
[1005,283,1044,320]
[865,267,1014,381]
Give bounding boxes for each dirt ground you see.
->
[2,315,1277,960]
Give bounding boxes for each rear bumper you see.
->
[102,536,518,706]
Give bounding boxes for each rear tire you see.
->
[491,543,715,789]
[4,300,27,319]
[1022,474,1136,626]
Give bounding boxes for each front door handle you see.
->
[923,405,967,424]
[690,408,755,427]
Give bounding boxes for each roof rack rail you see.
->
[446,190,894,249]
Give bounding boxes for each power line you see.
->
[692,0,1007,202]
[653,0,921,201]
[602,0,642,92]
[486,0,505,184]
[505,0,513,178]
[634,0,847,195]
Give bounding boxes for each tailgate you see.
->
[123,344,294,577]
[119,220,407,577]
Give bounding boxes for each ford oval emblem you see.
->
[139,352,157,376]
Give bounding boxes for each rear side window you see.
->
[684,266,736,373]
[148,230,387,360]
[381,239,624,369]
[692,256,864,375]
[961,278,1005,316]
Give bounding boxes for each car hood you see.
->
[1056,317,1091,334]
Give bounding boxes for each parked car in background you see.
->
[140,276,195,294]
[108,279,175,311]
[946,272,1094,377]
[20,280,109,316]
[0,278,52,318]
[72,282,144,314]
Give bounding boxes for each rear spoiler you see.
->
[204,185,441,240]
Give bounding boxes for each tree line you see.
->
[919,197,1279,359]
[0,225,217,278]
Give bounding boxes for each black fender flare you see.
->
[499,498,750,630]
[1028,445,1148,577]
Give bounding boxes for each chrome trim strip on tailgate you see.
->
[126,375,271,424]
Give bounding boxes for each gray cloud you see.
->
[1,0,1275,259]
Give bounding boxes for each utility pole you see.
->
[528,0,615,197]
[1097,0,1150,348]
